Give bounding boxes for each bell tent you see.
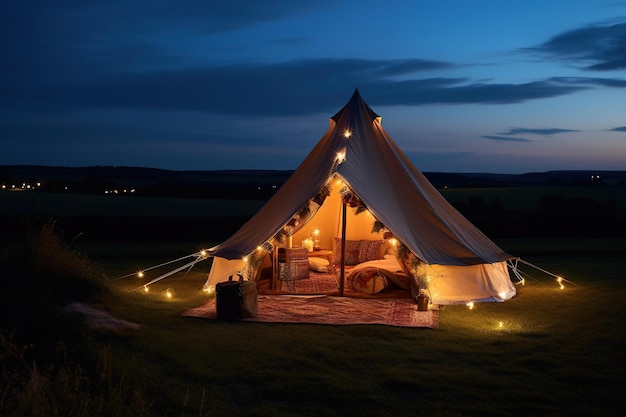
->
[203,89,517,305]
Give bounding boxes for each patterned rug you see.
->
[182,295,439,328]
[278,270,340,293]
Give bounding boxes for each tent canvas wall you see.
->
[204,89,517,305]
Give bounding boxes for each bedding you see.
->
[347,255,410,294]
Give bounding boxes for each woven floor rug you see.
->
[278,270,340,293]
[182,295,439,328]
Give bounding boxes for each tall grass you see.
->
[0,220,152,417]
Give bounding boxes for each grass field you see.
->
[1,189,625,416]
[62,237,625,417]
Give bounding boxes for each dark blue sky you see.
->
[1,0,625,173]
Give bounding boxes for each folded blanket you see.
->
[348,267,410,294]
[376,268,410,290]
[350,267,388,294]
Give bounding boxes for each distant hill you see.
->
[1,165,624,199]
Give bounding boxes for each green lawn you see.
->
[75,237,625,417]
[2,188,625,416]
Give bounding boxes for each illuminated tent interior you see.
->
[203,89,518,305]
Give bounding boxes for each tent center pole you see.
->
[339,201,347,296]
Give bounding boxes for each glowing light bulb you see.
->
[200,250,207,257]
[343,129,352,138]
[137,271,144,278]
[166,289,173,299]
[557,277,565,290]
[143,285,149,293]
[466,301,475,310]
[336,150,346,163]
[498,321,504,329]
[243,256,249,263]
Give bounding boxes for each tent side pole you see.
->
[339,201,347,296]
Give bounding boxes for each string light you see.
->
[165,288,173,299]
[143,285,149,293]
[466,301,475,310]
[498,321,504,329]
[343,129,352,138]
[336,150,346,163]
[137,271,144,278]
[203,285,216,296]
[557,277,565,290]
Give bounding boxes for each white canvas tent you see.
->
[204,89,517,305]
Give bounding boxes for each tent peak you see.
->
[331,89,379,124]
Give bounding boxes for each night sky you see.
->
[2,0,625,173]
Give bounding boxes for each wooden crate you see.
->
[278,247,309,281]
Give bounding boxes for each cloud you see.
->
[1,58,594,117]
[500,128,578,136]
[2,2,625,120]
[481,135,533,143]
[550,76,626,88]
[610,126,626,132]
[523,20,626,71]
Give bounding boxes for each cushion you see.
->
[333,238,361,265]
[309,257,330,273]
[358,240,385,263]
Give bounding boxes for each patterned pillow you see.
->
[333,238,361,265]
[358,240,385,263]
